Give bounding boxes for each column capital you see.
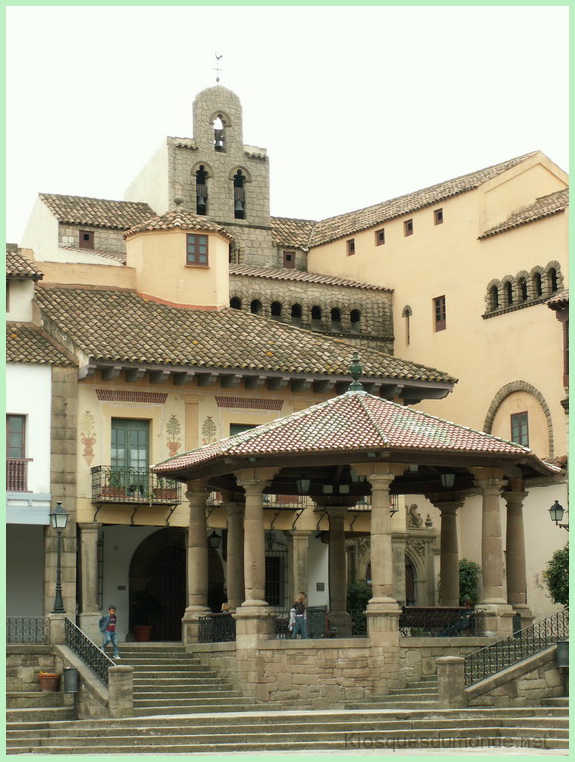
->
[424,493,466,512]
[470,467,506,491]
[289,529,312,539]
[352,462,408,480]
[235,466,280,491]
[78,522,102,531]
[185,478,207,498]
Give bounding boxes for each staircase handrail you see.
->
[463,607,568,687]
[64,617,114,686]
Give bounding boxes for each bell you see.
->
[197,195,206,207]
[235,199,244,212]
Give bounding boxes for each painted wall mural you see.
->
[166,414,182,456]
[202,416,217,445]
[80,411,96,465]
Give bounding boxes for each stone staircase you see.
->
[6,705,569,753]
[345,674,439,710]
[121,643,258,716]
[7,686,74,724]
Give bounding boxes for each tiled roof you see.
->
[480,189,569,238]
[271,217,317,248]
[124,209,232,239]
[40,194,156,230]
[6,322,74,366]
[6,250,44,280]
[153,390,554,475]
[547,289,569,309]
[229,263,391,292]
[304,153,538,247]
[34,285,454,384]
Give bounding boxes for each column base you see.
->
[78,612,102,644]
[476,603,515,637]
[182,606,212,645]
[234,605,275,647]
[366,600,401,644]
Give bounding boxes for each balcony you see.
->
[91,466,182,504]
[6,458,31,492]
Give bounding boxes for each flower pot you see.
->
[101,487,125,499]
[133,625,153,642]
[39,673,61,692]
[153,488,178,500]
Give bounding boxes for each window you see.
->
[250,299,262,315]
[7,414,26,458]
[196,165,208,215]
[404,219,414,237]
[510,412,529,447]
[505,282,513,306]
[375,229,385,246]
[330,307,342,331]
[549,268,559,293]
[271,301,282,320]
[434,208,444,225]
[186,234,209,267]
[347,239,355,256]
[233,170,246,219]
[283,251,295,269]
[290,304,302,326]
[433,296,446,331]
[311,306,322,327]
[533,272,543,298]
[79,230,94,249]
[230,423,256,436]
[350,309,361,333]
[490,285,499,311]
[213,114,225,151]
[518,278,528,302]
[111,419,150,491]
[402,305,412,345]
[230,297,242,310]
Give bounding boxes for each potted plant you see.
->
[101,470,125,499]
[152,477,178,501]
[38,671,61,692]
[131,589,165,642]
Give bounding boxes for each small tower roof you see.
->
[124,209,233,240]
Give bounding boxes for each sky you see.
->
[4,4,570,244]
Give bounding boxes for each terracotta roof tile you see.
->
[304,153,538,247]
[124,209,232,239]
[271,217,317,248]
[6,322,74,366]
[40,194,156,230]
[6,250,44,280]
[229,263,391,292]
[34,285,454,385]
[547,289,569,309]
[480,189,569,238]
[154,390,554,475]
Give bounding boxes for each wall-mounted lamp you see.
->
[350,469,366,483]
[549,500,569,530]
[339,484,350,495]
[296,478,311,493]
[322,485,334,495]
[440,473,455,488]
[208,530,221,549]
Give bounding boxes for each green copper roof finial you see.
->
[348,352,364,391]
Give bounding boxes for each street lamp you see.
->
[49,501,69,613]
[208,530,221,549]
[549,500,569,530]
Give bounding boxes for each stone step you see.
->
[6,691,67,708]
[133,696,249,708]
[6,707,75,723]
[131,703,256,716]
[132,677,230,687]
[133,688,243,700]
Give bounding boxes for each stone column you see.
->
[427,497,464,607]
[503,481,532,624]
[182,479,210,644]
[326,507,352,637]
[290,530,311,605]
[78,523,102,642]
[471,468,513,636]
[353,463,406,642]
[234,467,278,643]
[224,500,245,611]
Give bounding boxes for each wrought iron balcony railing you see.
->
[464,607,569,687]
[6,616,49,644]
[198,613,236,643]
[399,607,485,637]
[91,466,182,504]
[6,458,30,491]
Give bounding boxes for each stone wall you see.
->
[59,225,126,256]
[399,638,496,685]
[193,638,400,709]
[6,645,62,692]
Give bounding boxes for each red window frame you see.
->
[186,234,209,267]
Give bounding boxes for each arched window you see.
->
[549,268,559,293]
[505,282,513,306]
[311,306,322,328]
[291,304,302,326]
[230,297,242,310]
[195,165,208,215]
[350,309,361,333]
[213,114,225,151]
[533,272,543,298]
[330,307,342,331]
[518,278,528,302]
[490,285,499,311]
[233,170,246,220]
[250,299,262,315]
[271,301,282,320]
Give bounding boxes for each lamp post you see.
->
[49,501,69,613]
[549,500,569,530]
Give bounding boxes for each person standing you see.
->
[291,592,309,639]
[99,605,121,658]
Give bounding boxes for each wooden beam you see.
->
[125,367,147,383]
[220,374,242,388]
[101,365,122,381]
[172,371,195,386]
[149,370,171,384]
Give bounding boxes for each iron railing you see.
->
[464,607,569,687]
[350,609,368,637]
[6,458,30,491]
[91,466,182,504]
[65,617,114,686]
[399,607,485,638]
[6,616,49,644]
[273,608,367,639]
[198,613,236,643]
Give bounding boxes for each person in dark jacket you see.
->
[291,592,309,639]
[99,606,121,658]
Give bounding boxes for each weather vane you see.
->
[214,54,223,84]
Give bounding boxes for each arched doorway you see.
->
[129,528,186,641]
[405,558,416,606]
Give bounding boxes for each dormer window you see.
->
[213,114,225,151]
[196,166,208,215]
[233,170,246,220]
[79,230,94,249]
[186,234,209,267]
